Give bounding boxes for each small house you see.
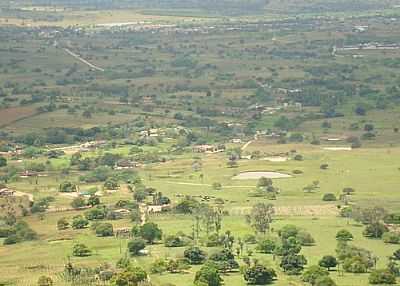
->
[192,145,224,154]
[147,204,171,213]
[0,188,15,197]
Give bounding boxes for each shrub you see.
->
[208,249,239,272]
[139,222,162,244]
[3,221,37,245]
[342,187,355,195]
[362,132,376,140]
[320,164,329,170]
[95,223,114,237]
[184,246,207,265]
[174,197,201,214]
[315,275,336,286]
[72,243,92,257]
[279,225,299,240]
[59,181,77,193]
[296,231,315,246]
[257,238,277,254]
[164,234,188,247]
[0,156,7,167]
[392,249,400,260]
[382,232,400,244]
[369,269,396,284]
[71,197,86,209]
[342,256,368,273]
[384,213,400,224]
[280,253,307,275]
[301,265,329,285]
[104,178,119,190]
[243,263,276,285]
[85,207,106,220]
[336,229,353,241]
[363,222,388,238]
[294,154,303,161]
[150,258,167,274]
[71,215,89,229]
[0,226,15,238]
[37,276,53,286]
[3,234,18,245]
[322,193,336,201]
[194,263,222,286]
[128,238,146,256]
[57,217,69,230]
[111,266,147,285]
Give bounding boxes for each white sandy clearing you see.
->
[323,147,352,151]
[59,192,79,198]
[261,157,288,162]
[233,171,292,180]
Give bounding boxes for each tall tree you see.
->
[246,203,274,234]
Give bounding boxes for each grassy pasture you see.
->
[1,143,400,285]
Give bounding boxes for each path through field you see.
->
[241,140,253,151]
[64,48,105,72]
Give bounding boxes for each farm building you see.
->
[0,188,15,197]
[147,204,171,213]
[115,159,137,170]
[192,145,224,153]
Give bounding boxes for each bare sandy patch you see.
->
[261,157,288,162]
[231,204,338,216]
[323,147,352,151]
[233,171,292,180]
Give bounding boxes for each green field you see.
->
[1,0,400,285]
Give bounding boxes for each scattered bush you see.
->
[243,263,276,285]
[37,276,53,286]
[57,217,69,230]
[369,269,396,284]
[336,229,353,241]
[95,223,114,237]
[301,265,329,285]
[322,193,337,201]
[128,238,146,256]
[184,246,207,265]
[72,243,92,257]
[257,238,277,254]
[382,232,400,244]
[72,215,89,229]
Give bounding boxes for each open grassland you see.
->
[1,143,400,285]
[0,8,214,28]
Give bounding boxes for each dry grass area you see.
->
[0,9,211,27]
[231,204,339,216]
[0,106,38,127]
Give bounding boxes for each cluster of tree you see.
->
[336,241,375,273]
[30,196,54,213]
[150,257,191,274]
[58,259,147,286]
[249,177,279,199]
[0,220,37,245]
